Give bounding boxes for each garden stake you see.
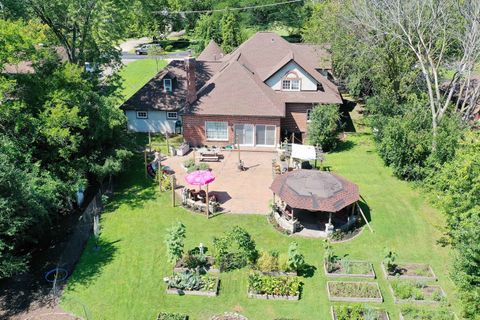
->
[144,149,147,179]
[171,175,176,207]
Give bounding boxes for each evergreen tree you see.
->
[220,10,242,53]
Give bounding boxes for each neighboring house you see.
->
[122,32,342,147]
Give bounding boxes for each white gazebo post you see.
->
[325,212,334,236]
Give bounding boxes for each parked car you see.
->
[135,43,162,55]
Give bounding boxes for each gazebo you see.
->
[270,170,361,237]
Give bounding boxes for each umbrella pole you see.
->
[206,184,209,219]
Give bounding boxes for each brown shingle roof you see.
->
[197,40,225,61]
[270,170,359,212]
[190,59,284,117]
[121,60,221,111]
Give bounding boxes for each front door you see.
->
[234,124,254,146]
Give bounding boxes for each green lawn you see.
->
[119,59,167,102]
[61,131,458,320]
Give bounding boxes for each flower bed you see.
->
[381,262,436,280]
[324,260,375,278]
[247,273,301,300]
[331,305,390,320]
[327,281,383,303]
[173,255,219,274]
[390,281,446,304]
[157,312,188,320]
[399,307,457,320]
[165,271,219,296]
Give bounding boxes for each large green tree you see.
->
[220,10,243,53]
[28,0,131,65]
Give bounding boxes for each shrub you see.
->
[307,104,341,151]
[165,222,186,264]
[256,251,279,272]
[213,226,258,271]
[183,159,195,168]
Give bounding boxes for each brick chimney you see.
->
[185,57,196,105]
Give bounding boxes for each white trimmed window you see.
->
[205,121,228,141]
[163,78,172,92]
[167,112,177,119]
[136,111,148,119]
[281,79,301,91]
[256,125,276,146]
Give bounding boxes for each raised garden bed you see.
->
[327,281,383,303]
[399,307,457,320]
[165,272,219,297]
[331,305,390,320]
[324,260,375,278]
[157,312,189,320]
[381,262,436,280]
[247,272,301,301]
[173,255,219,274]
[390,281,446,304]
[210,312,248,320]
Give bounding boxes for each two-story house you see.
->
[121,32,343,148]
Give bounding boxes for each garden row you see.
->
[160,223,455,320]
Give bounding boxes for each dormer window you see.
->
[281,72,301,91]
[163,78,172,92]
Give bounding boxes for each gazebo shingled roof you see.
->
[270,170,359,212]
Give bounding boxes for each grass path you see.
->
[62,132,457,320]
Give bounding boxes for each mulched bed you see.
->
[173,256,219,273]
[327,281,383,303]
[210,312,248,320]
[324,260,375,278]
[382,262,436,280]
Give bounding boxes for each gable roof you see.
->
[197,40,225,61]
[190,58,284,117]
[121,60,220,111]
[123,32,342,114]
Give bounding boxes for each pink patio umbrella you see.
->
[185,170,215,218]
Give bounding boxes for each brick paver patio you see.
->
[164,150,276,214]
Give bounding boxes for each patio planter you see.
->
[389,282,446,305]
[324,260,375,279]
[326,281,383,303]
[166,277,219,297]
[381,262,436,281]
[330,306,390,320]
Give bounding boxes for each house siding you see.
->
[266,61,318,91]
[126,110,179,133]
[281,103,313,134]
[183,115,281,147]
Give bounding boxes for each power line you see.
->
[153,0,303,15]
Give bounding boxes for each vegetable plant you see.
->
[164,222,186,264]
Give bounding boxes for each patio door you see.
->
[256,125,276,146]
[234,124,254,146]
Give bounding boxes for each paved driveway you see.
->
[164,151,276,214]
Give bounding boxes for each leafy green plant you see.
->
[324,240,338,272]
[167,271,216,292]
[256,250,279,272]
[334,305,384,320]
[157,312,187,320]
[308,104,342,151]
[383,248,397,273]
[183,159,195,169]
[248,273,301,297]
[401,306,455,320]
[213,226,258,271]
[287,242,305,272]
[164,222,186,264]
